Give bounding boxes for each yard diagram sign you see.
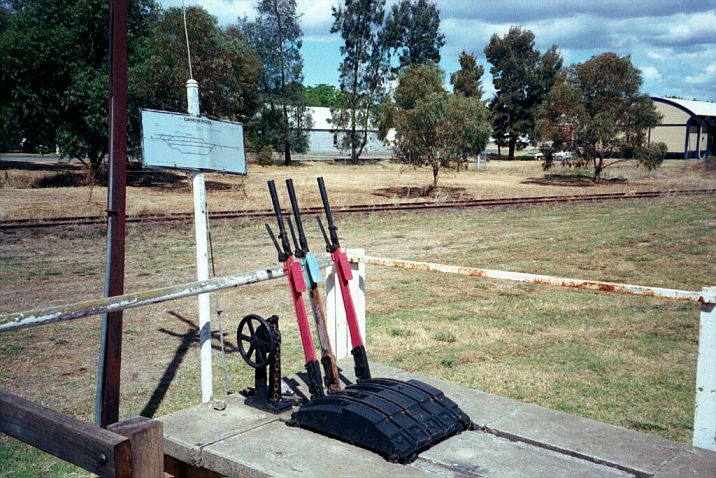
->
[141,109,246,175]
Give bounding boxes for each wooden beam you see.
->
[109,416,163,477]
[0,388,131,477]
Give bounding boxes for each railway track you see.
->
[2,188,715,230]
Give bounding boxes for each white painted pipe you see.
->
[186,79,200,117]
[192,172,212,403]
[186,78,212,402]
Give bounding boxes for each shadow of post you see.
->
[140,311,239,418]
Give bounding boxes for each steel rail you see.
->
[348,253,713,304]
[0,256,333,332]
[2,189,715,230]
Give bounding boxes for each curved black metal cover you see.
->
[290,378,471,463]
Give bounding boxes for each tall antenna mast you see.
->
[182,1,194,79]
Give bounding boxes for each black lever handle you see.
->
[286,216,303,258]
[317,177,334,227]
[267,180,292,257]
[317,177,340,250]
[286,179,309,252]
[265,223,286,261]
[316,216,331,251]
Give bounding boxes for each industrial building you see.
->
[304,107,393,157]
[649,97,715,159]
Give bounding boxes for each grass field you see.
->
[0,161,715,476]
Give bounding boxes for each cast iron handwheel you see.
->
[237,314,275,369]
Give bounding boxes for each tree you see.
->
[331,0,389,162]
[0,2,10,33]
[0,0,158,172]
[132,7,261,160]
[385,63,490,187]
[538,53,664,181]
[450,50,484,99]
[240,0,308,165]
[484,27,562,160]
[304,83,346,108]
[384,0,444,72]
[133,7,260,125]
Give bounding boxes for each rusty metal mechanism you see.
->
[265,180,325,401]
[285,178,342,394]
[237,314,291,413]
[288,178,473,463]
[316,176,371,382]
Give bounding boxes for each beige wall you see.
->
[654,101,690,124]
[650,125,685,152]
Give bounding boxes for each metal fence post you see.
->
[348,248,367,346]
[187,79,212,403]
[693,286,716,451]
[326,264,347,359]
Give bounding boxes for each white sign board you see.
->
[141,109,246,174]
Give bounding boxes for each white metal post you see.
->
[187,79,212,403]
[325,266,346,359]
[326,249,366,359]
[186,79,200,116]
[693,286,716,451]
[350,248,367,344]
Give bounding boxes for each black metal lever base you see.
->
[290,378,472,463]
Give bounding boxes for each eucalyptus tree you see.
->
[539,53,664,181]
[484,27,562,159]
[384,0,444,72]
[331,0,389,162]
[241,0,307,165]
[450,50,484,99]
[384,64,491,187]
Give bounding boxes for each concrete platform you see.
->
[159,361,716,477]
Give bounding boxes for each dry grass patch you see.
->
[2,159,716,220]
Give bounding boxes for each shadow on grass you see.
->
[373,185,472,200]
[522,174,628,187]
[140,311,239,418]
[3,160,236,191]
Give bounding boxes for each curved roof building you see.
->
[650,97,716,159]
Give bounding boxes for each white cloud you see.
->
[685,63,716,86]
[156,1,716,100]
[160,0,254,24]
[641,66,662,81]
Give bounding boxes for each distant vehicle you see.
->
[555,150,572,161]
[534,150,571,162]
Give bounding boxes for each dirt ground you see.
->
[1,158,714,220]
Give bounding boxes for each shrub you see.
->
[256,145,275,166]
[636,142,667,171]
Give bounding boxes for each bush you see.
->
[256,145,275,166]
[636,142,667,171]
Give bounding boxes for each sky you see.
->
[159,0,716,102]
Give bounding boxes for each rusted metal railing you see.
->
[347,253,711,304]
[0,256,333,332]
